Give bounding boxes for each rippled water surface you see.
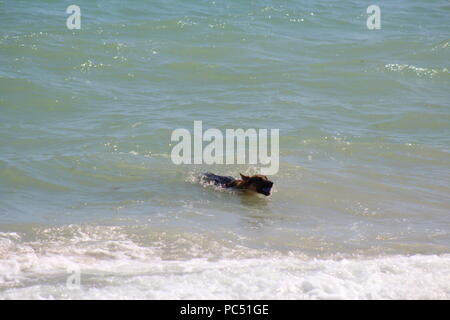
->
[0,0,449,299]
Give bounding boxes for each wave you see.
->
[384,63,449,79]
[0,225,449,299]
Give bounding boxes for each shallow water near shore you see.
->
[0,0,449,299]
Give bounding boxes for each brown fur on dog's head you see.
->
[232,173,274,196]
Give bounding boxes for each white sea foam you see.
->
[384,63,448,78]
[0,227,449,300]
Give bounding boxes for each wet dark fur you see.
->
[202,172,273,196]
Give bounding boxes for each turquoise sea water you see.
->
[0,0,449,299]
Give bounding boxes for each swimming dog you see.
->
[202,172,273,196]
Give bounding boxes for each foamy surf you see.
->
[0,226,449,300]
[1,0,449,301]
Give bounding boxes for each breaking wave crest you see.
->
[0,225,449,299]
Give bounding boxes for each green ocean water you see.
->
[0,0,449,299]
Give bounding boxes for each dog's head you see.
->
[240,173,273,196]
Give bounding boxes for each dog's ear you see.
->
[239,173,250,181]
